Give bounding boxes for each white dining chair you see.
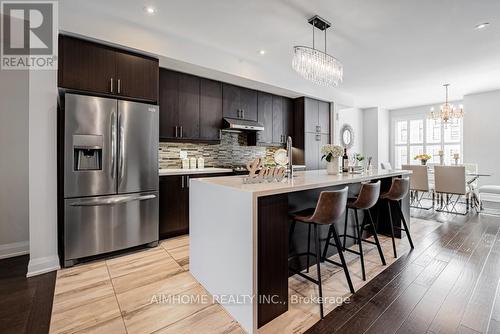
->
[434,165,468,214]
[461,163,481,210]
[402,164,432,209]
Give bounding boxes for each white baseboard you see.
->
[27,255,60,277]
[0,241,29,260]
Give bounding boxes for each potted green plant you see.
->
[354,153,365,166]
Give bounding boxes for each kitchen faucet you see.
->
[286,136,293,179]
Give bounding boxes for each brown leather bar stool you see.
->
[288,186,354,319]
[379,177,414,258]
[324,181,386,281]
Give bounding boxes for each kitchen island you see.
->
[189,169,411,333]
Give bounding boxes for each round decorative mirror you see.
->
[340,124,354,149]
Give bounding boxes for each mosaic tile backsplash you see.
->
[159,132,281,169]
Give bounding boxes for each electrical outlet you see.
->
[179,151,188,159]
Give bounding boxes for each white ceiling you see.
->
[60,0,500,109]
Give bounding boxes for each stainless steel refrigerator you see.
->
[60,93,159,267]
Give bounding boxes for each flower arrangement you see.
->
[414,154,432,165]
[321,144,343,162]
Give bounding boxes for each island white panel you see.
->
[190,179,255,333]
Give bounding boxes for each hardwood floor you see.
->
[307,209,500,334]
[5,209,499,334]
[46,217,439,334]
[0,255,56,334]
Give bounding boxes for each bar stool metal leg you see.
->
[342,209,348,250]
[387,201,397,258]
[306,224,311,273]
[367,209,386,265]
[313,224,324,319]
[354,209,366,280]
[396,201,414,249]
[322,223,355,294]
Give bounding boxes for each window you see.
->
[392,116,462,168]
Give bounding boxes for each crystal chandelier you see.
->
[292,15,343,87]
[428,84,464,123]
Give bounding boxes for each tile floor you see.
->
[49,218,441,334]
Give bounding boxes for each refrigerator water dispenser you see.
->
[73,134,103,171]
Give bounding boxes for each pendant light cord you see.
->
[312,18,315,49]
[325,26,327,53]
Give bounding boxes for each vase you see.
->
[326,157,340,175]
[420,160,427,166]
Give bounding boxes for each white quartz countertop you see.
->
[191,169,412,197]
[159,168,233,176]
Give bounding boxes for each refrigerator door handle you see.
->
[110,110,117,179]
[69,194,157,207]
[118,112,125,185]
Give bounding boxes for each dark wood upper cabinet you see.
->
[222,83,240,119]
[159,69,223,143]
[159,68,179,140]
[200,78,223,141]
[318,100,330,134]
[58,35,116,95]
[293,97,331,168]
[115,52,158,102]
[58,35,159,103]
[256,94,293,146]
[178,73,200,139]
[257,92,273,144]
[272,96,284,144]
[282,97,293,141]
[222,84,258,121]
[303,98,319,133]
[240,87,258,121]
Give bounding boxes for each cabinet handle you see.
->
[110,78,114,93]
[175,126,178,138]
[117,79,121,94]
[316,125,321,133]
[237,109,240,118]
[181,175,184,188]
[242,109,245,119]
[219,129,222,140]
[186,175,189,188]
[316,134,321,141]
[179,126,183,138]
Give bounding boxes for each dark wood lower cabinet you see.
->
[258,194,289,328]
[159,173,232,239]
[159,175,188,239]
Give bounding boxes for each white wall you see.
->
[378,108,390,164]
[335,107,364,154]
[362,108,378,165]
[463,90,500,186]
[0,14,30,259]
[0,61,30,260]
[58,2,355,106]
[27,69,60,276]
[361,107,390,168]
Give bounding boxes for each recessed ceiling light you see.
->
[259,50,266,55]
[144,6,156,14]
[474,22,490,30]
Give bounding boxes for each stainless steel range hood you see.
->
[223,117,264,131]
